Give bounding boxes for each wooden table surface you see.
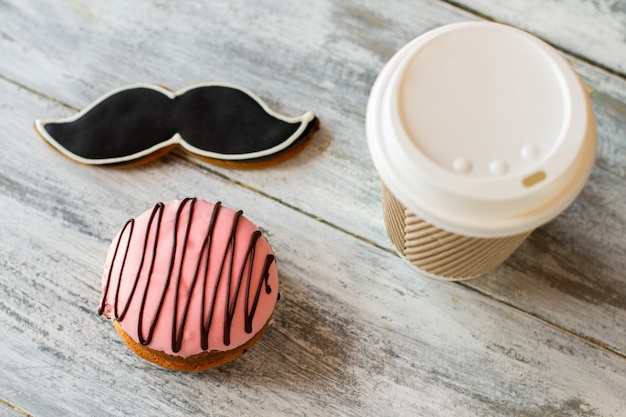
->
[1,1,625,416]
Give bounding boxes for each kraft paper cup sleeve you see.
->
[382,182,530,280]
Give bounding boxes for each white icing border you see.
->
[34,82,316,165]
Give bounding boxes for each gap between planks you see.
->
[0,73,77,112]
[176,153,394,254]
[458,282,626,361]
[0,398,34,417]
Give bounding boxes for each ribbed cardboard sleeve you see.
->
[381,183,530,280]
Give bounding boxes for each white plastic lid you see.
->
[367,22,596,238]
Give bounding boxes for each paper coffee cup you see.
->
[366,22,596,280]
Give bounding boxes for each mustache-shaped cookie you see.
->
[35,83,319,166]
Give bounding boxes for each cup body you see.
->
[367,22,596,279]
[382,183,530,279]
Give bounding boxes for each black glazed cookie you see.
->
[35,83,319,167]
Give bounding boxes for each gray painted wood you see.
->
[1,1,625,416]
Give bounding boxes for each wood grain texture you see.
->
[2,78,625,416]
[1,0,625,415]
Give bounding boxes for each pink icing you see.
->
[99,199,279,357]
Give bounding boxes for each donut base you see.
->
[113,319,271,371]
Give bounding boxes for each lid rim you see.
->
[366,21,597,238]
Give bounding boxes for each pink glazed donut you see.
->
[98,198,279,371]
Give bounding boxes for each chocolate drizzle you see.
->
[98,199,275,353]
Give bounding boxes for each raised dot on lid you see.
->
[521,144,540,160]
[489,160,509,176]
[452,157,472,174]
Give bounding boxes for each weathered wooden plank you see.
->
[1,0,626,415]
[443,0,626,77]
[4,0,621,360]
[1,77,626,416]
